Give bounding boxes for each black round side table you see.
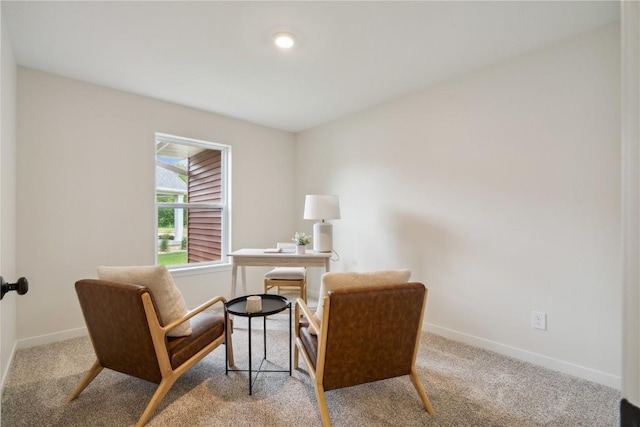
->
[224,294,291,395]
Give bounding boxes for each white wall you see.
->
[295,23,621,387]
[8,17,623,391]
[16,68,296,345]
[622,0,640,407]
[1,10,18,388]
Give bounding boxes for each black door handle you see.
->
[1,277,28,300]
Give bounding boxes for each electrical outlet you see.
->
[532,311,547,330]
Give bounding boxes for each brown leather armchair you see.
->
[294,281,435,426]
[66,279,233,427]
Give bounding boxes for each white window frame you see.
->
[155,133,232,273]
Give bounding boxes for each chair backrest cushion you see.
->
[98,265,191,337]
[321,282,426,391]
[75,279,164,383]
[311,269,411,334]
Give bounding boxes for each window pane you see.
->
[155,134,229,268]
[157,207,188,267]
[187,209,222,263]
[157,206,222,266]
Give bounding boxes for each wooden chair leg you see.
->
[410,367,435,416]
[66,359,103,402]
[135,375,179,427]
[293,344,299,369]
[314,382,331,427]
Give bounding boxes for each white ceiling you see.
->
[3,1,619,133]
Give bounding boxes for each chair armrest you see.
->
[162,296,228,334]
[296,297,320,335]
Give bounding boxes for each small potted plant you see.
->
[292,232,312,254]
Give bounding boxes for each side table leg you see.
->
[263,315,267,360]
[289,302,292,375]
[225,310,228,375]
[248,316,253,395]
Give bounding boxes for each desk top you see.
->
[228,248,331,296]
[229,248,331,259]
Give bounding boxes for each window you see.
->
[155,133,230,268]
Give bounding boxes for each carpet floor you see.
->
[1,310,620,426]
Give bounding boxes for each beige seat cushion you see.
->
[97,265,192,337]
[310,269,411,335]
[265,267,306,280]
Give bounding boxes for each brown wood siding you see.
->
[188,150,222,263]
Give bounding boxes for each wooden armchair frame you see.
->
[67,279,234,427]
[294,282,435,426]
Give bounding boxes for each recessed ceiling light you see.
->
[273,32,296,49]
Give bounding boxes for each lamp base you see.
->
[313,222,333,252]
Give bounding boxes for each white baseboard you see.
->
[425,322,621,390]
[1,328,82,391]
[16,326,87,350]
[1,339,17,391]
[313,291,619,388]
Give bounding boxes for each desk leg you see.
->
[230,265,248,299]
[241,266,247,295]
[231,264,238,298]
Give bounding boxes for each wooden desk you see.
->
[228,249,331,298]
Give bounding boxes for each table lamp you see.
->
[303,194,340,252]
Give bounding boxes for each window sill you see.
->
[168,262,232,278]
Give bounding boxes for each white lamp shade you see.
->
[303,195,341,220]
